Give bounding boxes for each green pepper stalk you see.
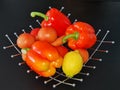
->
[30,8,71,36]
[62,32,79,44]
[31,12,48,21]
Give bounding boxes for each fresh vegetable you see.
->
[31,41,60,61]
[38,63,56,77]
[51,56,63,68]
[62,22,97,50]
[21,48,30,61]
[77,49,89,63]
[21,40,64,77]
[51,35,65,46]
[55,45,68,57]
[26,49,50,72]
[37,27,57,43]
[30,28,40,40]
[62,50,83,78]
[17,33,35,48]
[31,8,71,36]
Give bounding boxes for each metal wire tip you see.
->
[3,46,6,49]
[27,70,31,73]
[49,6,52,9]
[60,6,64,12]
[67,13,71,17]
[35,76,40,79]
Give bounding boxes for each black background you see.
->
[0,0,120,90]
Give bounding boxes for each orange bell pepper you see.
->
[22,41,64,77]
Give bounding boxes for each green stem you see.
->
[62,32,79,43]
[30,12,48,21]
[21,48,30,54]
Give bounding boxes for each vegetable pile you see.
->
[16,8,97,78]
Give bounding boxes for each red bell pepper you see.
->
[55,45,68,57]
[62,22,97,50]
[31,8,71,36]
[31,41,60,61]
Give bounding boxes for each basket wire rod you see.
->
[4,34,21,54]
[44,74,61,84]
[36,19,41,25]
[56,71,83,82]
[14,32,18,38]
[49,6,52,9]
[90,48,109,53]
[18,61,26,66]
[60,6,64,12]
[73,19,78,23]
[83,65,96,69]
[22,29,26,33]
[79,72,90,76]
[11,53,21,58]
[91,58,102,61]
[97,40,115,44]
[27,69,33,73]
[96,29,101,36]
[3,44,17,49]
[51,77,75,88]
[67,13,71,18]
[84,30,110,65]
[29,25,34,30]
[35,75,41,79]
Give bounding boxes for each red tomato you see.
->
[17,33,35,48]
[78,49,89,63]
[37,27,57,43]
[30,28,40,40]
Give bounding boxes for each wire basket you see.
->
[2,7,115,88]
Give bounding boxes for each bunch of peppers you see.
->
[17,8,70,77]
[17,7,97,77]
[22,41,65,77]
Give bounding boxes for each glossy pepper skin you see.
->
[26,49,50,72]
[32,41,60,61]
[62,22,97,50]
[24,41,64,77]
[31,8,71,36]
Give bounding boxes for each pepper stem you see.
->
[30,12,48,21]
[62,32,79,43]
[21,48,30,54]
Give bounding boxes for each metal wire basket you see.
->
[2,7,115,88]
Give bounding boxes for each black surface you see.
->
[0,0,120,90]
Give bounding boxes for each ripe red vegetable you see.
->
[17,33,35,48]
[26,49,50,72]
[21,40,64,77]
[30,28,40,40]
[31,8,71,36]
[31,41,60,61]
[37,27,57,43]
[55,46,68,57]
[77,49,89,63]
[51,35,65,46]
[63,22,97,50]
